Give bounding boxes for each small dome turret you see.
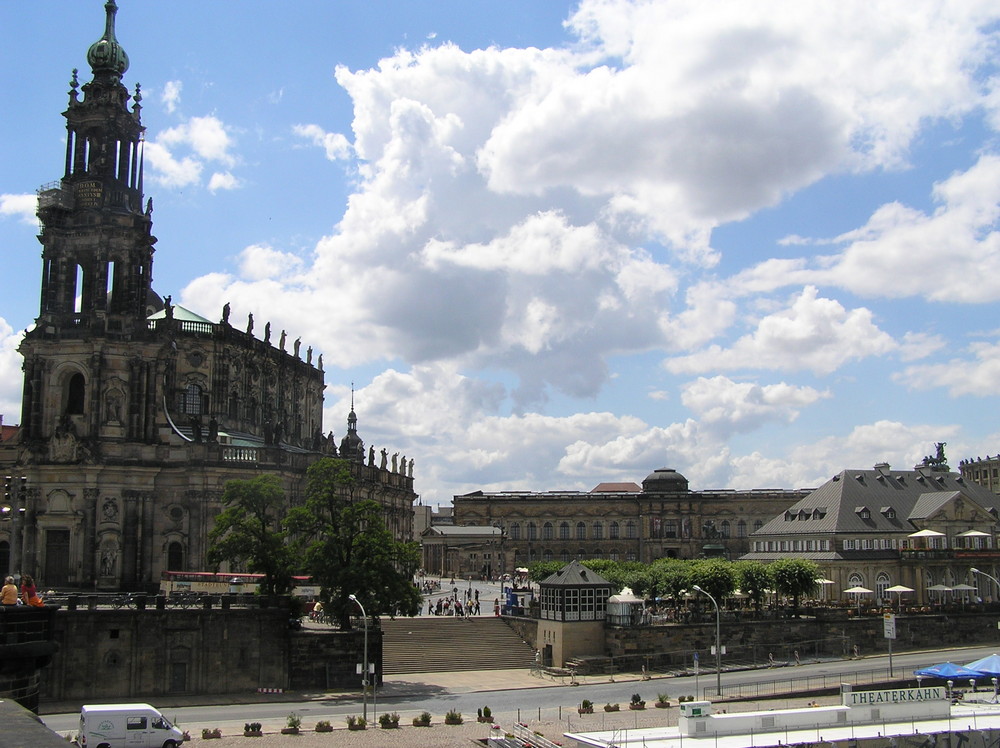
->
[87,1,129,79]
[641,467,689,494]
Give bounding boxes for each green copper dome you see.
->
[87,0,129,78]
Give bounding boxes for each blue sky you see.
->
[2,1,1000,505]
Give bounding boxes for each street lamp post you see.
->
[971,567,1000,601]
[348,594,370,722]
[692,585,722,698]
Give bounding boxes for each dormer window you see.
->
[880,507,896,519]
[855,506,871,520]
[812,507,827,520]
[797,510,809,521]
[785,511,794,521]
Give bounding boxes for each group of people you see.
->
[1,574,44,607]
[428,595,482,617]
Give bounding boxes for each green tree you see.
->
[647,558,693,601]
[770,558,819,617]
[207,474,295,595]
[527,561,563,582]
[734,560,773,612]
[688,559,737,604]
[286,458,421,629]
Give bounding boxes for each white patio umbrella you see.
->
[958,529,990,549]
[816,578,834,601]
[952,583,978,609]
[885,584,914,610]
[927,584,952,604]
[909,528,945,549]
[844,586,872,614]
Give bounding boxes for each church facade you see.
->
[0,1,416,590]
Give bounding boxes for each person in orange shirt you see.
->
[1,576,18,605]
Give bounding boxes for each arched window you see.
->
[592,521,604,540]
[609,548,620,561]
[543,549,553,562]
[848,572,865,587]
[721,520,731,538]
[167,541,184,571]
[664,519,676,538]
[576,522,586,540]
[66,372,86,414]
[179,383,203,415]
[753,519,764,532]
[527,522,537,541]
[513,550,521,565]
[559,522,570,540]
[610,521,620,539]
[625,520,636,539]
[543,522,554,540]
[875,571,890,601]
[560,550,569,563]
[578,548,587,559]
[509,522,521,540]
[737,520,747,538]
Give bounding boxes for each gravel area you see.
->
[182,696,835,746]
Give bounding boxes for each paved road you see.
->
[40,642,1000,737]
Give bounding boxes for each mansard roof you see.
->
[540,559,612,588]
[754,467,1000,537]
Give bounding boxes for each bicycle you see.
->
[111,592,136,609]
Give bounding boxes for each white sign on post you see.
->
[883,613,896,639]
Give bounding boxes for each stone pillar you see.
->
[121,493,138,587]
[82,489,99,586]
[140,493,154,586]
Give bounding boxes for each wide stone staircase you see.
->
[380,616,536,675]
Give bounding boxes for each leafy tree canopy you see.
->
[687,558,737,604]
[207,474,295,596]
[286,458,421,629]
[770,557,820,617]
[734,560,773,611]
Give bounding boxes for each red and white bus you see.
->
[158,570,319,598]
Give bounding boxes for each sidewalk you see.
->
[40,666,643,716]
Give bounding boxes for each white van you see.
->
[79,704,184,748]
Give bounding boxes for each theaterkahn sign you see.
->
[846,687,946,706]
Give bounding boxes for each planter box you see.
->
[413,720,431,727]
[578,708,594,715]
[280,727,300,734]
[347,724,366,731]
[655,702,670,709]
[243,730,263,737]
[629,703,645,710]
[315,726,333,733]
[604,706,620,712]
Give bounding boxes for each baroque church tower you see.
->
[0,2,416,592]
[23,0,157,447]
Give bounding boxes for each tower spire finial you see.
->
[87,0,129,79]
